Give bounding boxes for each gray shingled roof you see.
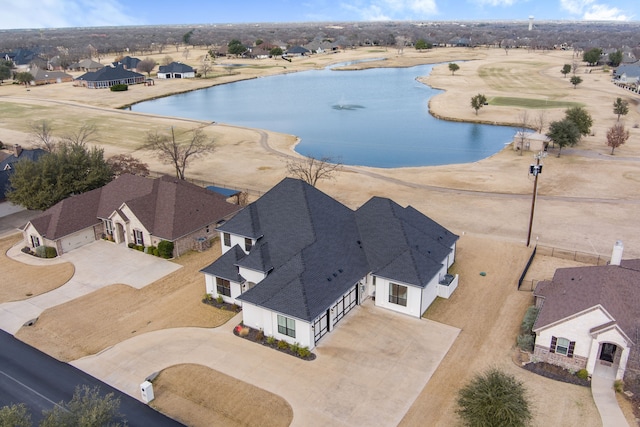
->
[77,65,144,82]
[0,148,47,199]
[208,178,457,322]
[28,174,240,241]
[158,62,194,73]
[200,245,247,283]
[533,260,640,344]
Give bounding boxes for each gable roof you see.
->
[200,244,247,283]
[533,260,640,343]
[158,62,194,73]
[0,148,47,200]
[77,65,143,82]
[69,58,104,70]
[27,174,241,241]
[113,56,141,69]
[30,67,73,82]
[210,178,457,321]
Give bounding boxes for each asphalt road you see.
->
[0,330,183,426]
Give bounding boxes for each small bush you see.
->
[576,369,589,380]
[152,248,159,256]
[145,245,156,254]
[614,379,624,393]
[216,295,224,304]
[297,346,311,358]
[127,242,135,249]
[290,342,300,353]
[266,336,276,345]
[203,293,212,301]
[239,327,250,337]
[110,83,128,91]
[135,245,144,251]
[256,330,264,341]
[516,334,535,352]
[277,340,289,350]
[21,246,32,254]
[520,306,539,334]
[44,246,57,258]
[157,240,174,259]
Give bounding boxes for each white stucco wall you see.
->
[242,303,314,349]
[447,242,457,268]
[420,274,440,315]
[536,307,613,360]
[220,231,250,254]
[587,326,630,379]
[238,267,266,284]
[204,274,243,305]
[375,277,423,318]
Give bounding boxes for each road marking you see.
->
[0,370,66,410]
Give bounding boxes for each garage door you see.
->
[332,285,357,326]
[62,230,93,252]
[313,311,329,344]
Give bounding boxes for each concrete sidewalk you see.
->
[72,301,460,427]
[591,363,630,427]
[0,240,181,334]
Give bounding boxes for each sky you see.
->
[1,0,636,30]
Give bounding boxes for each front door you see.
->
[599,343,617,363]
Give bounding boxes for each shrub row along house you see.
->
[201,178,459,349]
[533,241,640,381]
[22,174,240,257]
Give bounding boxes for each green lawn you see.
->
[488,97,583,109]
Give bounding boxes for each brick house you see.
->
[22,174,240,257]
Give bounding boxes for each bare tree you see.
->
[29,119,57,151]
[286,156,342,187]
[162,55,174,66]
[516,111,530,155]
[107,154,150,176]
[571,61,579,75]
[137,58,156,77]
[60,123,99,147]
[182,48,190,60]
[606,123,630,155]
[144,127,215,179]
[533,110,547,134]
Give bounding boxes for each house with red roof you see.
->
[22,174,241,257]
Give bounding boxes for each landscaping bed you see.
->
[523,361,590,387]
[201,297,242,313]
[233,323,316,361]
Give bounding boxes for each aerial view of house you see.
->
[22,174,241,257]
[533,241,640,381]
[201,177,458,349]
[0,144,46,202]
[157,62,195,79]
[75,64,145,88]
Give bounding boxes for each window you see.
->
[389,283,408,307]
[550,336,575,358]
[223,232,231,247]
[216,277,231,297]
[277,315,296,338]
[205,225,210,234]
[104,220,113,235]
[245,238,253,252]
[133,229,144,245]
[30,235,40,248]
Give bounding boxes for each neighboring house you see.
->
[68,59,104,72]
[112,56,141,71]
[30,67,73,85]
[157,62,195,79]
[512,131,550,152]
[533,241,640,380]
[22,174,241,256]
[7,49,45,71]
[285,46,310,57]
[0,145,46,202]
[201,178,459,349]
[75,65,145,88]
[612,62,640,92]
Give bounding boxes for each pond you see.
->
[131,63,517,168]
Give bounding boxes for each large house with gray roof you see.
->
[533,242,640,380]
[157,62,195,79]
[75,64,145,88]
[201,178,459,349]
[22,174,240,257]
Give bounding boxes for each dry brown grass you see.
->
[16,242,235,361]
[0,234,74,303]
[150,364,293,427]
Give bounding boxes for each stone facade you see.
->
[534,344,588,372]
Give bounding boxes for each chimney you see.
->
[610,240,624,266]
[13,144,22,157]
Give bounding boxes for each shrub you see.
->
[520,306,539,334]
[145,245,156,254]
[152,248,159,256]
[290,342,300,353]
[256,330,264,341]
[516,334,535,352]
[127,242,135,249]
[216,295,224,304]
[134,245,144,251]
[277,340,289,350]
[239,327,250,337]
[203,293,212,302]
[266,336,276,345]
[576,369,589,380]
[157,240,174,259]
[110,83,128,91]
[44,246,57,258]
[21,246,32,254]
[297,346,311,358]
[614,379,624,393]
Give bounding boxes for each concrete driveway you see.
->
[72,300,460,427]
[0,240,181,334]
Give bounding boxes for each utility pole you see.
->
[526,152,545,247]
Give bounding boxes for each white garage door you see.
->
[62,229,94,252]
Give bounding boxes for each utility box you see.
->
[140,381,154,403]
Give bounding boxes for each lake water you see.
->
[131,64,517,168]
